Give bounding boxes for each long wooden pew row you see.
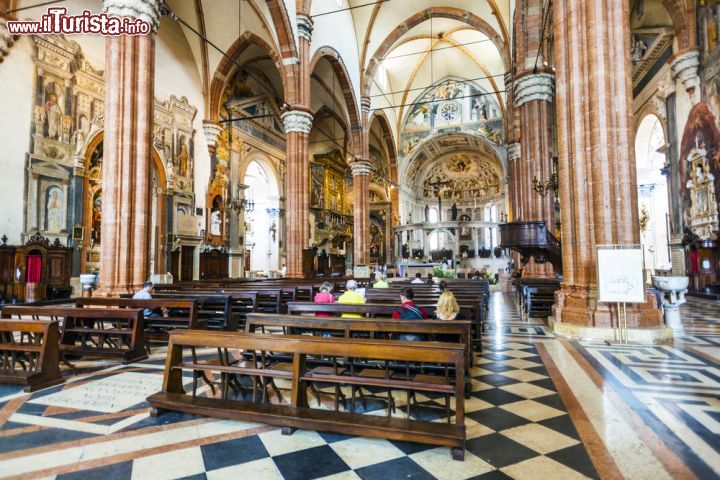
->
[122,294,242,332]
[147,330,467,460]
[0,318,64,392]
[74,298,204,341]
[244,312,473,387]
[1,306,147,364]
[286,301,482,352]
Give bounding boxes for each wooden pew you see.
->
[1,306,147,364]
[286,301,482,351]
[0,319,64,392]
[127,294,241,332]
[74,298,204,341]
[515,279,559,318]
[148,330,466,460]
[244,312,473,380]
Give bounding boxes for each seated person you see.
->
[436,290,460,320]
[392,287,429,341]
[425,273,434,285]
[313,282,335,317]
[132,281,162,317]
[438,280,448,292]
[410,272,425,284]
[337,279,365,318]
[372,273,389,289]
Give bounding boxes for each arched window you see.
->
[428,207,438,223]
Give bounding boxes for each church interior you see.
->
[0,0,719,478]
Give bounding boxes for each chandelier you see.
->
[224,184,254,214]
[532,156,559,198]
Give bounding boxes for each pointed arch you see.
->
[310,46,362,130]
[207,32,287,122]
[363,7,510,97]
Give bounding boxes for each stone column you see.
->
[351,159,372,265]
[279,13,313,278]
[282,109,313,277]
[552,0,664,338]
[98,0,161,295]
[514,72,556,278]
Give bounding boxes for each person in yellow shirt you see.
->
[372,273,389,289]
[337,279,365,318]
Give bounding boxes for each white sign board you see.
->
[596,246,645,303]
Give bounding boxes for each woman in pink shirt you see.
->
[314,282,335,317]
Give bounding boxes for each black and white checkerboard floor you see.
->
[0,293,599,479]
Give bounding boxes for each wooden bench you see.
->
[148,330,466,460]
[74,298,204,341]
[285,301,482,351]
[0,319,64,392]
[2,306,147,364]
[126,294,241,332]
[244,312,473,377]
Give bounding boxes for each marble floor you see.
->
[0,294,718,480]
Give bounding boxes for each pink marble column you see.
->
[98,0,161,295]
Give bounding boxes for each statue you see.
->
[177,143,190,177]
[46,188,63,233]
[425,204,430,222]
[45,93,63,140]
[451,202,458,221]
[631,37,647,64]
[210,209,222,236]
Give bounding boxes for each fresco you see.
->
[400,79,503,156]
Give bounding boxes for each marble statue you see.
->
[210,210,222,236]
[46,188,63,233]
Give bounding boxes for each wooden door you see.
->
[170,250,180,280]
[180,246,194,281]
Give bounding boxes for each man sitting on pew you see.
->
[411,273,425,284]
[132,281,163,317]
[392,287,428,341]
[337,279,365,318]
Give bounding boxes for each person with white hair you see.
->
[337,279,365,318]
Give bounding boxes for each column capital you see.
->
[350,159,372,176]
[671,49,700,104]
[202,120,223,150]
[102,0,162,32]
[514,72,554,107]
[281,110,313,134]
[360,96,371,113]
[297,14,314,43]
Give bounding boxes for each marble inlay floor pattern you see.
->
[0,293,717,479]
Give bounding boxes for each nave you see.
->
[0,293,717,480]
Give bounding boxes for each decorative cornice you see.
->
[297,14,314,43]
[350,159,372,176]
[102,0,163,32]
[202,121,223,149]
[671,49,700,103]
[281,110,313,134]
[514,73,554,107]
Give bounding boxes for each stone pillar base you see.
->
[549,316,673,344]
[553,284,664,330]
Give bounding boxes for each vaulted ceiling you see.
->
[165,0,513,151]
